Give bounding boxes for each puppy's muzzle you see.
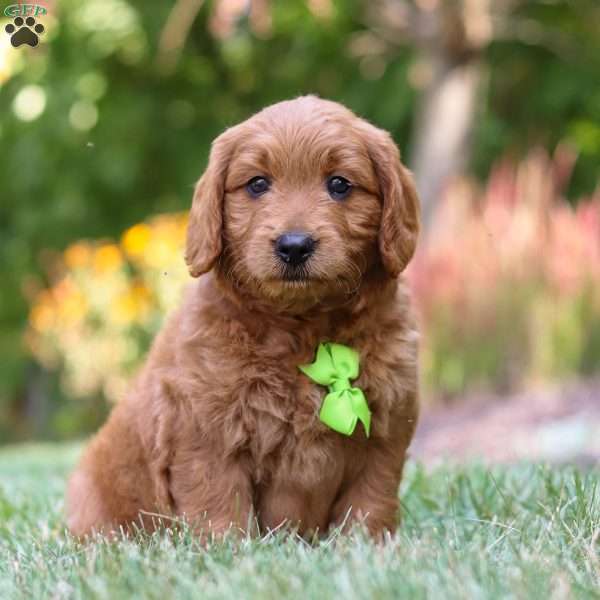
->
[275,232,315,267]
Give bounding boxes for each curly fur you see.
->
[66,96,420,540]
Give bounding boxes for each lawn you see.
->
[0,444,598,599]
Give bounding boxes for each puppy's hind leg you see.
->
[66,467,115,538]
[66,407,157,538]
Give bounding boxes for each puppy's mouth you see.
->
[276,265,314,285]
[261,260,324,288]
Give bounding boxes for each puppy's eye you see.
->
[326,176,353,200]
[246,176,270,198]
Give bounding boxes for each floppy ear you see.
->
[185,131,235,277]
[365,127,420,278]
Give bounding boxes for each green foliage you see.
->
[474,0,600,198]
[0,444,599,598]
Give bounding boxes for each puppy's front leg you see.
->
[329,439,410,538]
[169,455,254,538]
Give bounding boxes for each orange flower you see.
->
[30,302,55,332]
[93,244,123,274]
[52,276,77,303]
[64,242,92,269]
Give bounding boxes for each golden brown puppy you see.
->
[67,96,420,540]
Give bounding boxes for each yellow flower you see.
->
[93,244,123,274]
[59,291,88,325]
[131,281,152,303]
[176,213,189,236]
[64,242,92,269]
[122,223,151,259]
[141,215,186,269]
[113,281,152,324]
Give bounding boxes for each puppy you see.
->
[67,96,420,540]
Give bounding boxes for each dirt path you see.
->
[411,378,600,465]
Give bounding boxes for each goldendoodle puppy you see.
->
[67,95,420,539]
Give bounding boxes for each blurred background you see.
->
[1,0,599,461]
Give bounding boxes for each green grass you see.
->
[0,444,598,599]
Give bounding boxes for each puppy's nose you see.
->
[275,232,315,266]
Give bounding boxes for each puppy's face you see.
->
[221,111,383,302]
[186,97,419,309]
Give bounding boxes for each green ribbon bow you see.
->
[299,342,371,437]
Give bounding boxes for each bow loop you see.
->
[299,342,371,437]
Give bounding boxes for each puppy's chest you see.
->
[220,346,399,479]
[231,358,323,455]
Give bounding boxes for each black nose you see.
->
[275,232,315,266]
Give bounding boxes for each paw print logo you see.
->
[5,16,45,48]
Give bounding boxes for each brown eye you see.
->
[246,176,270,198]
[327,176,352,200]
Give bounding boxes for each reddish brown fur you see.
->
[67,96,420,540]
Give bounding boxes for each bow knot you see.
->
[299,342,371,437]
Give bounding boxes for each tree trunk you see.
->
[410,56,482,231]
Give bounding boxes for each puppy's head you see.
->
[185,96,419,307]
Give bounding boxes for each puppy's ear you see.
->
[364,126,420,277]
[185,130,235,277]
